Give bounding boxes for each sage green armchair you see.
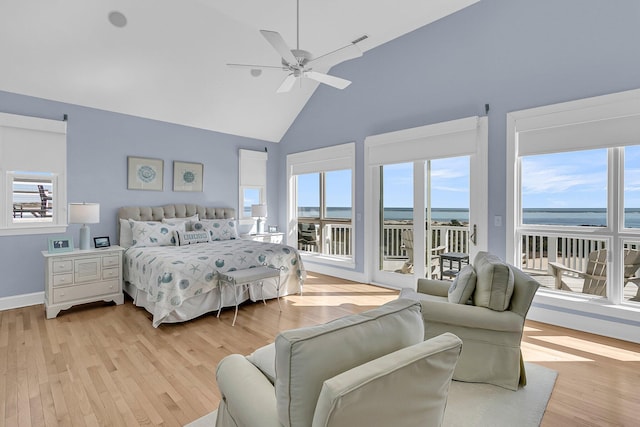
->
[214,299,463,427]
[400,251,540,390]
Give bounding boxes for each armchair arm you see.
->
[420,300,523,332]
[416,278,450,297]
[216,354,281,427]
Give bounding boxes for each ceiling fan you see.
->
[227,0,367,93]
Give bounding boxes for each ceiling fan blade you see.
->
[277,74,298,93]
[304,71,351,90]
[227,63,287,70]
[260,30,299,66]
[307,43,362,70]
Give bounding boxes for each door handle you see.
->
[470,224,477,245]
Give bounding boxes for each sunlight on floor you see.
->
[530,336,640,361]
[521,341,594,362]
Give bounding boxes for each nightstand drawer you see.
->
[102,255,120,268]
[53,273,74,287]
[53,280,119,304]
[103,268,119,280]
[52,260,73,273]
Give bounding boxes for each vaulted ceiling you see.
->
[0,0,479,142]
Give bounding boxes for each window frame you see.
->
[0,112,67,236]
[507,88,640,305]
[287,143,356,267]
[238,149,268,226]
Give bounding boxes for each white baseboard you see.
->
[528,291,640,344]
[0,291,44,311]
[303,262,368,284]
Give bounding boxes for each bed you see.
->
[118,204,305,327]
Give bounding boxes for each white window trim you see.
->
[507,88,640,344]
[238,149,268,225]
[0,113,67,236]
[286,142,356,267]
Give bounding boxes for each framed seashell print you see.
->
[173,160,203,192]
[127,156,164,191]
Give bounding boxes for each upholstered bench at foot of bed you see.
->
[218,266,282,326]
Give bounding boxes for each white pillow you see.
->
[130,220,183,247]
[175,229,211,246]
[193,219,239,241]
[119,218,134,248]
[162,214,199,231]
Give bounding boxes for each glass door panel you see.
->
[379,163,414,274]
[428,157,470,280]
[297,173,320,253]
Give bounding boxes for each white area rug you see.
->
[185,362,557,427]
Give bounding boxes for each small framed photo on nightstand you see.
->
[268,225,278,233]
[48,236,74,253]
[94,236,111,249]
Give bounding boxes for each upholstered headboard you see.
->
[117,204,235,245]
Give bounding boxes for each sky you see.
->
[296,146,640,210]
[297,157,470,209]
[523,146,640,209]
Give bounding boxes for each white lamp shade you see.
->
[251,204,267,218]
[69,203,100,224]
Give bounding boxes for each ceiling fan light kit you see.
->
[228,0,365,93]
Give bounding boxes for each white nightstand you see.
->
[42,245,125,319]
[240,232,284,244]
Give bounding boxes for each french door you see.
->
[365,117,488,288]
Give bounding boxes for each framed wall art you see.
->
[127,156,164,191]
[173,161,203,192]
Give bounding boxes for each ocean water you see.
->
[299,207,640,228]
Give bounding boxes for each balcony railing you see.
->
[298,220,469,258]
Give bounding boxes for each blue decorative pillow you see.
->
[193,219,238,241]
[130,220,183,247]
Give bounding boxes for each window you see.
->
[521,149,608,227]
[11,173,55,223]
[287,143,355,263]
[238,149,267,222]
[296,170,353,256]
[508,89,640,304]
[0,112,67,235]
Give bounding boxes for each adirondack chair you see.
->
[548,249,640,297]
[13,185,52,218]
[401,230,445,279]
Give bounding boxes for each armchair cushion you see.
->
[312,333,462,427]
[275,298,424,427]
[448,264,476,304]
[473,252,515,311]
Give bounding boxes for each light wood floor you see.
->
[1,272,639,426]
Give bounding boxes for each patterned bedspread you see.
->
[123,239,305,325]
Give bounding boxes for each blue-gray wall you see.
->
[277,0,640,273]
[0,91,279,299]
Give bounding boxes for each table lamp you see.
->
[251,204,267,234]
[69,203,100,250]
